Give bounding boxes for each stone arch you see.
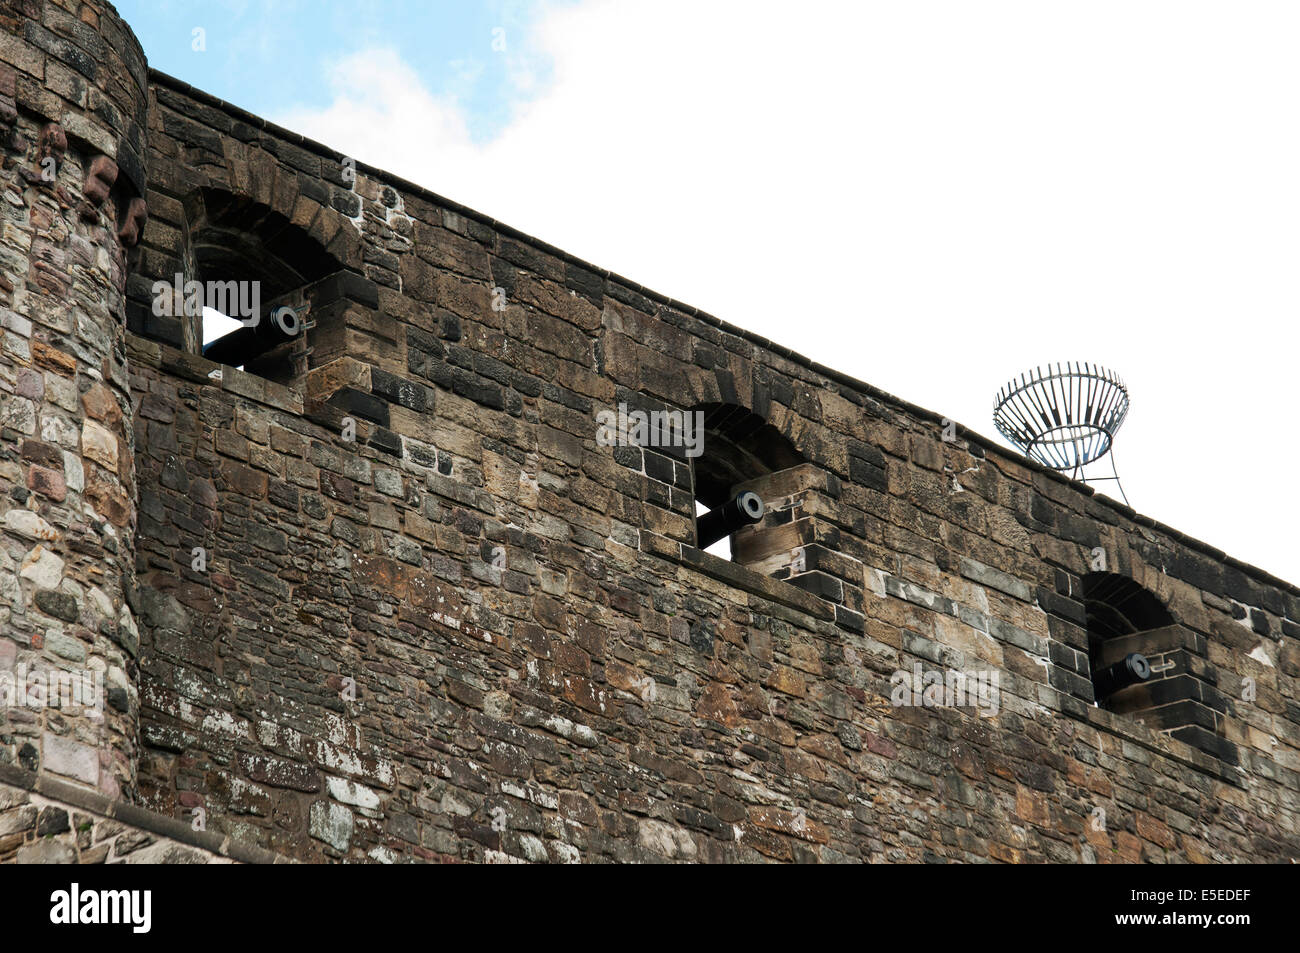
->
[195,137,363,268]
[691,402,804,511]
[170,187,346,385]
[1082,572,1178,709]
[688,402,855,621]
[1081,571,1236,763]
[1082,572,1176,642]
[130,133,364,354]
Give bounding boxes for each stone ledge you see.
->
[669,538,836,622]
[0,762,289,864]
[1065,699,1248,789]
[127,333,303,415]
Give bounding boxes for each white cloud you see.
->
[275,0,1300,586]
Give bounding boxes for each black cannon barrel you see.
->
[697,491,765,550]
[202,305,305,367]
[1093,652,1151,698]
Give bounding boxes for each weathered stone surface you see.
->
[0,0,1295,870]
[3,509,58,541]
[0,0,145,820]
[117,196,148,247]
[325,777,380,810]
[41,733,99,785]
[27,465,65,501]
[81,154,117,207]
[238,754,321,793]
[309,800,354,851]
[19,545,64,588]
[80,420,118,471]
[15,839,76,864]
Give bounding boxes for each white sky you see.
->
[274,0,1299,586]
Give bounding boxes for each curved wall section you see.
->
[0,0,150,799]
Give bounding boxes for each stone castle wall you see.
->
[1,0,1297,863]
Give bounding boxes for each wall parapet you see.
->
[141,68,1300,608]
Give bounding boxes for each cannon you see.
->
[203,302,309,368]
[1093,652,1151,698]
[696,491,765,550]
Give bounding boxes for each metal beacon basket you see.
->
[993,363,1131,505]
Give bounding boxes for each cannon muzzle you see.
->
[1093,652,1151,698]
[696,491,765,550]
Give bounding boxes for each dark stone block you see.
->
[1036,587,1087,625]
[565,262,604,306]
[510,369,543,398]
[489,257,518,295]
[415,358,455,390]
[606,281,655,314]
[25,22,96,80]
[694,342,721,370]
[645,478,671,509]
[689,619,714,655]
[1057,511,1101,548]
[1141,699,1219,732]
[1170,725,1239,766]
[450,367,504,410]
[114,138,146,196]
[849,456,888,491]
[298,175,330,205]
[834,605,865,633]
[407,326,443,357]
[790,571,842,602]
[331,187,361,217]
[612,446,641,471]
[643,450,675,484]
[369,427,403,457]
[1048,666,1093,700]
[160,109,223,155]
[34,588,79,622]
[541,381,592,414]
[1168,550,1225,597]
[672,460,693,491]
[328,387,389,426]
[268,480,300,511]
[129,311,185,349]
[498,239,561,280]
[405,441,438,469]
[370,368,427,412]
[36,807,69,837]
[469,351,515,388]
[1048,639,1085,674]
[846,440,886,469]
[1030,493,1057,526]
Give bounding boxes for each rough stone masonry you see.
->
[0,0,1296,864]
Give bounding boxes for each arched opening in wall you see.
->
[691,403,804,565]
[1082,571,1235,764]
[184,189,342,386]
[1083,573,1175,640]
[1083,572,1178,710]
